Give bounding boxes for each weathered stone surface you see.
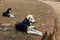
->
[0,0,56,40]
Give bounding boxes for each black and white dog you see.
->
[15,15,43,36]
[3,8,15,18]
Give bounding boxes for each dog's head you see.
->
[8,8,15,18]
[26,15,36,24]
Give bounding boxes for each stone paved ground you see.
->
[38,0,60,40]
[0,0,55,40]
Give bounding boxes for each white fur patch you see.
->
[27,25,43,36]
[26,15,35,23]
[10,15,15,18]
[9,14,15,18]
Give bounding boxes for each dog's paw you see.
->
[39,32,43,36]
[10,15,15,18]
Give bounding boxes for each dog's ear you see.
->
[8,8,11,10]
[26,15,30,19]
[26,15,29,19]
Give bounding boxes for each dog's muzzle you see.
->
[31,21,36,24]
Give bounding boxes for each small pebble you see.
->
[38,18,40,20]
[41,23,45,26]
[4,28,8,31]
